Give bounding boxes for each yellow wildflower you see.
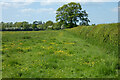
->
[42,40,46,42]
[50,43,55,44]
[92,62,95,65]
[19,43,23,45]
[56,50,64,53]
[64,43,75,44]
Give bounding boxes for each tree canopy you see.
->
[46,20,53,26]
[56,2,90,28]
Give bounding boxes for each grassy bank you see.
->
[66,23,118,56]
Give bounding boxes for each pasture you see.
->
[2,23,119,78]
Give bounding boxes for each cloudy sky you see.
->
[0,0,119,24]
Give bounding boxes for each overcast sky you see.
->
[0,0,119,24]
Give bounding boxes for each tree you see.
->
[32,24,37,30]
[56,2,90,28]
[46,20,53,26]
[33,21,43,25]
[22,21,29,30]
[38,21,42,25]
[8,22,13,27]
[45,20,53,29]
[33,21,39,25]
[14,22,23,28]
[1,22,5,30]
[53,22,61,30]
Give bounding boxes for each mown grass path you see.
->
[2,30,118,78]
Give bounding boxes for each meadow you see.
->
[2,23,119,78]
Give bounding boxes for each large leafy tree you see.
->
[56,2,90,28]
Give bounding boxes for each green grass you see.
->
[2,23,119,78]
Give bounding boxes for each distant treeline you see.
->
[0,21,95,31]
[0,20,66,31]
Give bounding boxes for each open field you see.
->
[2,23,119,78]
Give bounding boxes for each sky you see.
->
[0,0,119,25]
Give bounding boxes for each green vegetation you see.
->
[56,2,90,28]
[2,23,118,78]
[67,23,118,56]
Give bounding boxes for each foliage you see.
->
[46,21,53,26]
[22,21,30,30]
[14,22,23,27]
[56,2,90,28]
[53,22,61,30]
[45,20,54,29]
[32,24,37,30]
